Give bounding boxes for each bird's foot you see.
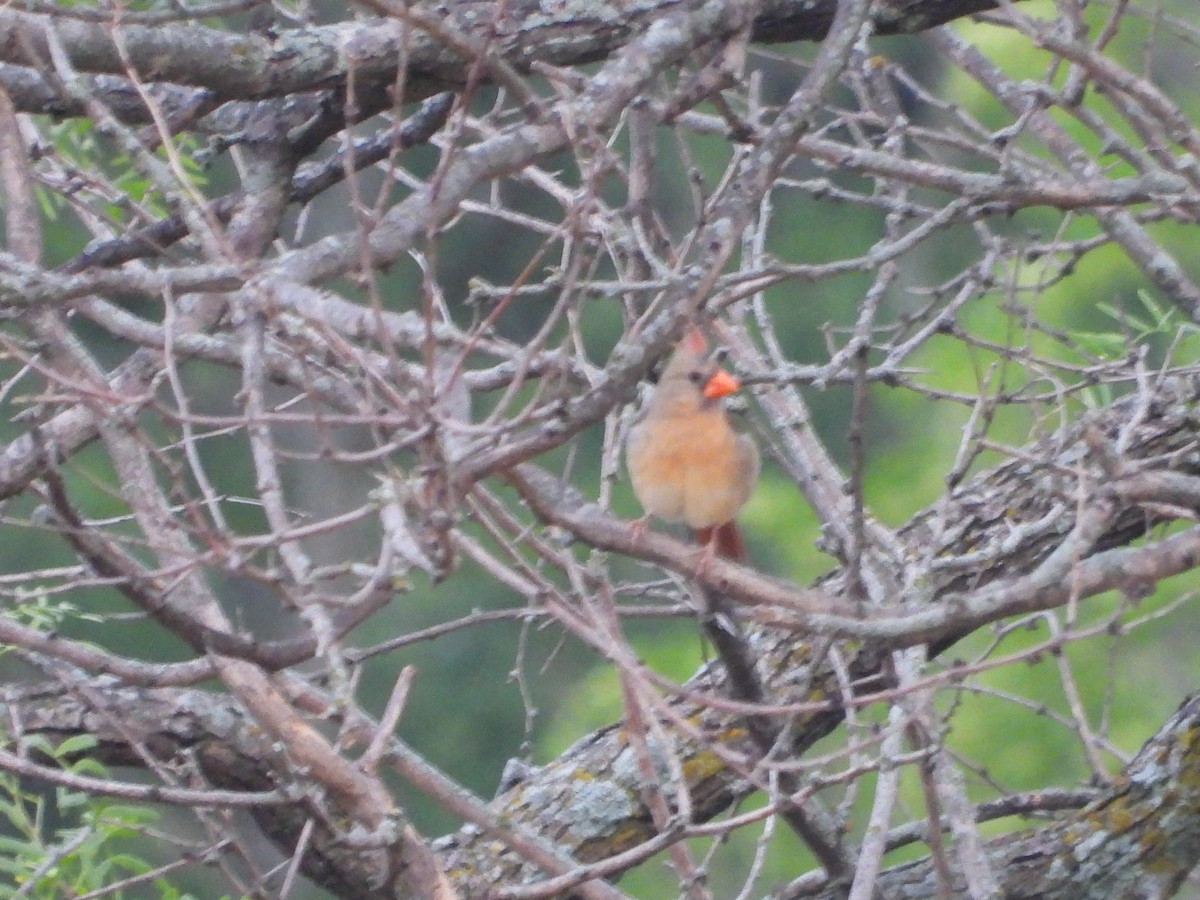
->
[629,514,652,547]
[693,529,720,580]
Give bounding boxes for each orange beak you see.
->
[703,369,740,399]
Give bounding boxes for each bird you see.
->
[625,325,760,562]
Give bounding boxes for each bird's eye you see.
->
[688,370,704,384]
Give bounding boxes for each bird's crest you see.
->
[681,325,708,355]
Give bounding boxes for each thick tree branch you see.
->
[0,0,1017,106]
[779,692,1200,898]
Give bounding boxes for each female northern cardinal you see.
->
[626,326,759,561]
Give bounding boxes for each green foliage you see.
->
[3,590,104,640]
[40,118,207,227]
[1078,290,1200,373]
[0,733,172,899]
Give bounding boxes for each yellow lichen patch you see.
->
[717,725,749,744]
[1178,726,1200,790]
[682,748,728,784]
[577,819,652,861]
[807,687,832,704]
[1139,828,1172,869]
[1099,799,1138,834]
[496,785,525,812]
[1145,851,1183,877]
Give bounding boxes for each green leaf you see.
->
[55,734,98,758]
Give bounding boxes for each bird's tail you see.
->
[693,521,747,561]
